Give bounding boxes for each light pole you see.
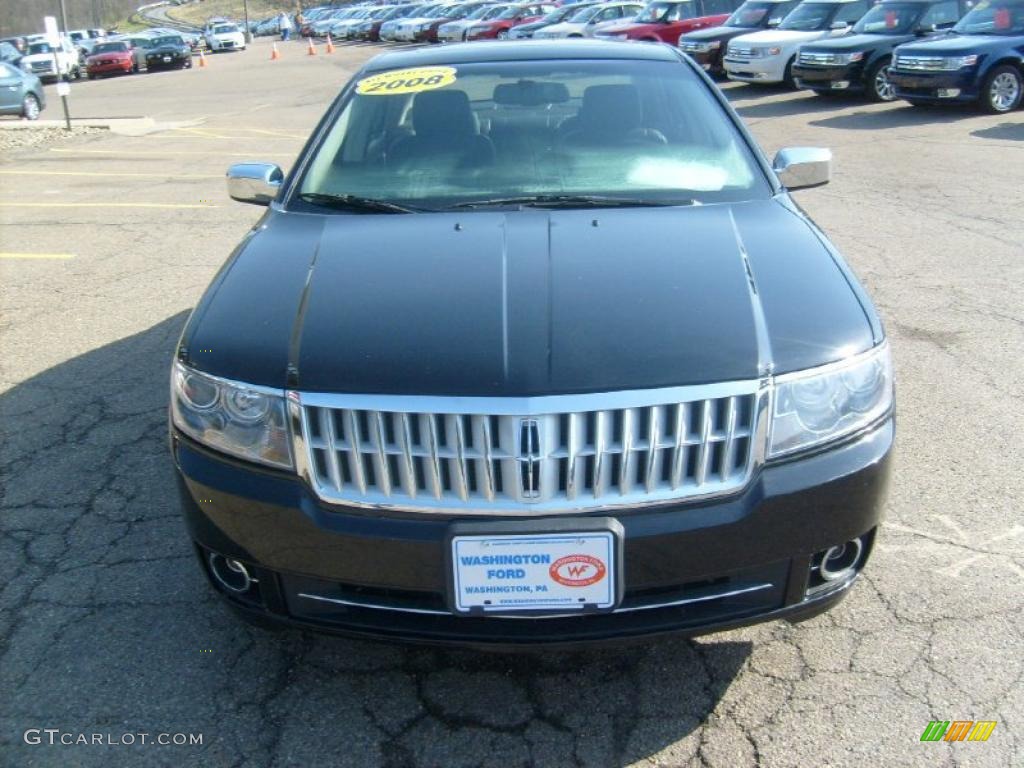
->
[243,0,252,43]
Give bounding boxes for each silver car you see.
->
[533,2,646,38]
[0,61,45,120]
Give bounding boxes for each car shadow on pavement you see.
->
[971,121,1024,141]
[808,104,982,130]
[1,313,752,766]
[731,93,864,119]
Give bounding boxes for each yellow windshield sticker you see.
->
[355,67,457,96]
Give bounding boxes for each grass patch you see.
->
[166,0,301,28]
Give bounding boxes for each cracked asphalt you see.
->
[1,37,1022,768]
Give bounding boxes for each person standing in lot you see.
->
[279,12,293,41]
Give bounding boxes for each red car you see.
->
[465,3,555,40]
[595,0,744,45]
[84,40,136,78]
[415,1,494,42]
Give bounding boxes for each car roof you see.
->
[363,38,680,72]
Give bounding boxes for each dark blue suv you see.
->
[889,0,1024,111]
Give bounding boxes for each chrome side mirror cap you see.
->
[772,147,831,191]
[226,162,284,205]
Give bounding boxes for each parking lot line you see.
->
[0,252,75,259]
[0,203,218,209]
[0,170,222,180]
[244,128,308,139]
[48,149,295,157]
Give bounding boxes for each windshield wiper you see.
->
[452,194,699,210]
[297,192,424,214]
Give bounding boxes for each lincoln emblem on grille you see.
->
[517,419,542,499]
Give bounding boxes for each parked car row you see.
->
[295,0,1020,113]
[684,0,1023,112]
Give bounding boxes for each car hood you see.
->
[681,25,759,43]
[803,32,909,51]
[895,33,1010,55]
[88,50,132,59]
[599,21,657,34]
[149,43,186,53]
[20,53,58,64]
[182,200,875,395]
[539,22,586,33]
[732,29,830,46]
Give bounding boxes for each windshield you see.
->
[635,2,695,23]
[779,2,838,30]
[297,59,768,211]
[498,6,527,19]
[569,6,603,22]
[152,36,183,46]
[854,3,922,34]
[28,42,55,54]
[92,42,128,53]
[726,1,795,28]
[954,0,1024,34]
[213,25,238,34]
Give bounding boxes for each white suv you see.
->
[19,37,80,82]
[724,0,871,85]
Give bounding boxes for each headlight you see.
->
[171,362,293,469]
[769,343,893,458]
[689,41,721,52]
[943,54,978,69]
[765,46,782,56]
[835,51,864,64]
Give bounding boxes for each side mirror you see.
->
[915,23,937,35]
[227,162,284,205]
[773,147,831,190]
[829,21,850,31]
[767,17,782,27]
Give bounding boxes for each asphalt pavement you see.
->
[1,36,1022,768]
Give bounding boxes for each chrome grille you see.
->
[798,51,840,66]
[292,384,766,515]
[894,55,945,71]
[728,46,759,58]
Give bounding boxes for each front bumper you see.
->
[681,48,725,75]
[173,416,892,647]
[793,62,867,92]
[724,54,789,83]
[87,60,133,75]
[146,54,188,70]
[889,69,980,103]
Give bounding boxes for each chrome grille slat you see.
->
[299,384,764,515]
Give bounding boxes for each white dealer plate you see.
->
[451,532,616,613]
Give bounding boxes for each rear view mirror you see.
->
[493,80,570,106]
[772,147,831,191]
[227,162,284,205]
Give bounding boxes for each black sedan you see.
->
[170,40,893,647]
[143,34,193,72]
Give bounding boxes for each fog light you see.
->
[807,536,865,594]
[208,552,257,593]
[831,80,850,90]
[937,88,961,98]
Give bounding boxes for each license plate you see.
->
[450,530,618,613]
[163,56,171,62]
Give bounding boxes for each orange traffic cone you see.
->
[271,43,280,60]
[307,37,316,56]
[198,50,207,68]
[325,34,335,54]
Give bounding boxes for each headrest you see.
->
[412,89,476,138]
[579,84,643,134]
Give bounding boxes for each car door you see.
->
[0,62,22,112]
